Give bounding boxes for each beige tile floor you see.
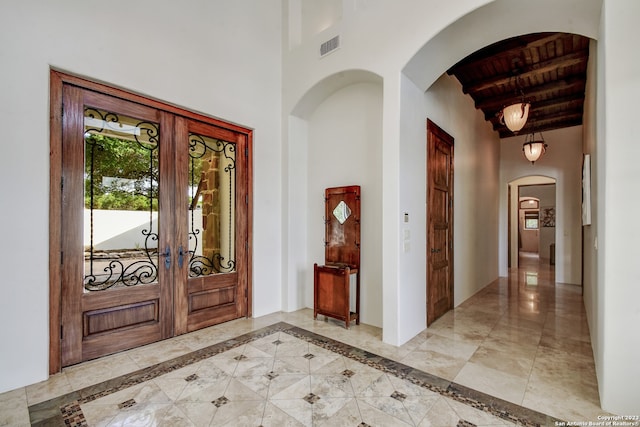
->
[0,253,610,426]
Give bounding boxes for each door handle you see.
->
[178,246,185,269]
[161,246,171,270]
[431,248,441,253]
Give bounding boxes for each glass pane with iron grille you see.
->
[83,107,160,291]
[187,133,236,276]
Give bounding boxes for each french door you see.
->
[173,117,249,335]
[53,73,251,369]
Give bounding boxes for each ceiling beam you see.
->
[463,50,588,94]
[447,32,590,140]
[475,77,586,111]
[496,112,584,138]
[447,33,563,74]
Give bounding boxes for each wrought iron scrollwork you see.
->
[83,231,159,291]
[188,133,236,277]
[83,107,160,291]
[84,107,159,146]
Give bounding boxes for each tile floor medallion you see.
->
[28,322,561,426]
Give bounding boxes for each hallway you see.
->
[1,255,605,425]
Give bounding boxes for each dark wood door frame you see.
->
[49,70,253,374]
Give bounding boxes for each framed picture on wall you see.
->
[582,154,592,225]
[541,207,556,227]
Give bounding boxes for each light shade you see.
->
[522,134,547,164]
[502,102,530,133]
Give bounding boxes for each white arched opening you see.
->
[393,0,598,345]
[509,175,557,269]
[283,70,384,327]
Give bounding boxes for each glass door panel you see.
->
[83,107,161,291]
[187,133,236,276]
[174,119,247,334]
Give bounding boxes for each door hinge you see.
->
[60,325,64,340]
[61,177,64,191]
[60,251,63,265]
[245,241,248,249]
[245,147,248,157]
[246,195,248,205]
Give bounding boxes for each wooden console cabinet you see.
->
[314,185,360,328]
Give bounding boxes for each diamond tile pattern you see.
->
[390,390,407,402]
[264,371,279,380]
[341,369,355,378]
[22,257,595,427]
[184,373,198,382]
[212,396,229,407]
[28,324,560,427]
[303,392,320,404]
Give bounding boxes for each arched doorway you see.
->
[508,176,557,271]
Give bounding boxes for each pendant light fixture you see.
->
[501,101,530,133]
[499,73,530,134]
[522,131,547,164]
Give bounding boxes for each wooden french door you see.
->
[426,119,454,326]
[54,73,250,368]
[173,117,249,335]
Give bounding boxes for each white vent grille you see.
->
[320,35,340,57]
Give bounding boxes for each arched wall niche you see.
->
[291,69,383,119]
[285,69,384,327]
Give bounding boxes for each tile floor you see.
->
[0,253,611,426]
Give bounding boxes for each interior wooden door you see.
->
[173,117,249,334]
[60,87,174,365]
[426,119,454,326]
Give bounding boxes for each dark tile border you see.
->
[29,323,293,425]
[286,325,562,427]
[29,321,563,426]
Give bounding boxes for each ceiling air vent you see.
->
[320,35,340,57]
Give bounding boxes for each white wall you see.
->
[396,73,500,343]
[598,0,640,413]
[500,127,583,285]
[84,210,160,251]
[0,0,282,393]
[424,75,501,307]
[306,82,383,327]
[398,74,428,341]
[582,37,602,410]
[282,115,309,312]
